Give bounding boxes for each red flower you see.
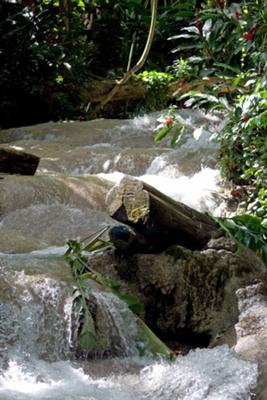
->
[230,189,242,199]
[195,15,202,31]
[195,6,202,32]
[233,7,242,20]
[241,114,248,121]
[165,116,174,127]
[244,26,257,41]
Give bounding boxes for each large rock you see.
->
[89,237,266,345]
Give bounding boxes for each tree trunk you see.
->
[59,0,70,33]
[106,176,223,251]
[0,148,40,176]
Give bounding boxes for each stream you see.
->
[0,110,259,399]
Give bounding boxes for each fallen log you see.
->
[0,148,40,175]
[106,176,224,252]
[85,76,242,106]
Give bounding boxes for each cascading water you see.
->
[0,110,259,399]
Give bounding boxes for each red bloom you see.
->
[241,114,248,122]
[244,26,257,41]
[195,15,202,31]
[233,7,242,20]
[230,189,242,199]
[165,116,174,127]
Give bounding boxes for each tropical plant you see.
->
[134,70,174,110]
[215,75,267,217]
[64,226,174,358]
[153,105,185,146]
[167,57,195,80]
[169,1,266,78]
[217,214,267,266]
[161,1,267,218]
[0,0,94,127]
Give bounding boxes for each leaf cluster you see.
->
[64,225,174,358]
[217,215,267,265]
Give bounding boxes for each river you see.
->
[0,110,258,399]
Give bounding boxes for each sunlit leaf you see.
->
[154,126,172,142]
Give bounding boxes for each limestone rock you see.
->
[88,239,265,345]
[234,282,267,362]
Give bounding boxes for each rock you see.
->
[234,282,267,362]
[88,239,265,346]
[205,237,238,252]
[233,281,267,400]
[0,148,40,175]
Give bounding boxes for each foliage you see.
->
[154,105,185,147]
[65,226,111,351]
[169,1,266,78]
[217,215,267,266]
[65,226,174,358]
[0,0,185,126]
[136,70,173,90]
[167,57,195,80]
[215,75,267,217]
[0,0,97,127]
[164,1,267,218]
[135,70,173,110]
[179,90,232,111]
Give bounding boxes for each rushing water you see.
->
[0,110,259,399]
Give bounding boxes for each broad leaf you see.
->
[154,126,172,142]
[79,307,97,351]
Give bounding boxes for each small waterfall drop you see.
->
[91,291,143,357]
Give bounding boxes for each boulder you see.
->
[87,238,266,346]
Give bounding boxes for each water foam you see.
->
[0,347,257,400]
[99,167,223,215]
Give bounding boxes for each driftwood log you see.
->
[0,148,40,175]
[107,176,224,253]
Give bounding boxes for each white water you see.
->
[0,346,257,400]
[0,110,258,399]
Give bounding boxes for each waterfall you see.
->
[0,263,73,363]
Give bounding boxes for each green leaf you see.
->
[81,226,110,248]
[137,318,175,359]
[202,18,212,40]
[181,26,200,35]
[116,292,144,315]
[79,307,97,351]
[216,215,267,266]
[172,43,203,53]
[84,238,111,252]
[154,126,172,142]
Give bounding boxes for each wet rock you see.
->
[205,237,238,252]
[234,282,267,361]
[89,240,265,346]
[233,281,267,400]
